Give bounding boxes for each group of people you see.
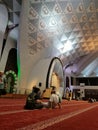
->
[88,98,96,103]
[24,86,62,110]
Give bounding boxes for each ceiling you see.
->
[0,0,21,24]
[1,0,98,77]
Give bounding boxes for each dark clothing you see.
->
[24,99,43,109]
[24,88,43,109]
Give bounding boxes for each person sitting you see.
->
[51,86,62,108]
[42,90,61,109]
[50,90,61,109]
[88,98,95,103]
[24,86,43,109]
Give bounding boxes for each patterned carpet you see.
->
[0,98,98,130]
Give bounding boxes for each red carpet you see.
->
[43,105,98,130]
[0,98,98,130]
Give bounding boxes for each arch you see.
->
[3,70,17,93]
[27,57,64,96]
[4,48,18,74]
[46,57,64,96]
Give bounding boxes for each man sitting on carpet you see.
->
[49,90,61,109]
[42,90,62,109]
[24,86,43,109]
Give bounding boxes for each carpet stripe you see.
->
[0,110,31,115]
[17,104,98,130]
[0,102,88,115]
[0,104,24,107]
[0,103,85,115]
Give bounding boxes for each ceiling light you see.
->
[59,40,73,53]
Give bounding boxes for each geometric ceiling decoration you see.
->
[2,0,98,77]
[27,0,98,60]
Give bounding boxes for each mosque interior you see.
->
[0,0,98,99]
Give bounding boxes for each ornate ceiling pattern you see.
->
[1,0,21,25]
[1,0,98,77]
[28,0,98,61]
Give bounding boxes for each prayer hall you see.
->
[0,0,98,129]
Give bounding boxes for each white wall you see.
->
[0,4,8,61]
[0,30,17,71]
[71,85,98,98]
[0,4,17,72]
[27,58,52,92]
[71,85,98,90]
[18,0,61,93]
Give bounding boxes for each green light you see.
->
[17,55,21,79]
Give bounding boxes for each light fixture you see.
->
[59,40,73,53]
